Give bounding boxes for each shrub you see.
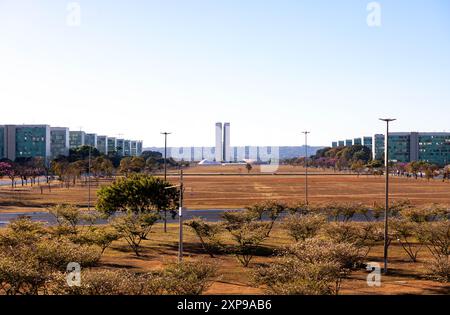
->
[284,213,327,242]
[390,218,422,262]
[54,261,216,295]
[54,269,164,295]
[163,261,217,295]
[35,239,101,271]
[0,254,54,295]
[287,202,311,215]
[246,200,287,236]
[428,257,450,283]
[184,218,223,257]
[222,211,271,267]
[401,205,450,223]
[0,217,46,248]
[253,238,362,295]
[416,221,450,260]
[323,222,382,257]
[70,226,120,255]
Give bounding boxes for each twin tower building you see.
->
[215,122,231,162]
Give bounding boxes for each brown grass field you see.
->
[1,165,450,295]
[1,165,450,211]
[100,223,449,295]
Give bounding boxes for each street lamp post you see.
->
[161,132,171,233]
[164,169,184,262]
[178,169,184,262]
[379,118,396,274]
[302,131,310,205]
[88,145,91,212]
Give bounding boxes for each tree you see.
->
[119,157,146,176]
[246,201,287,236]
[245,163,253,173]
[96,174,179,217]
[184,218,223,257]
[222,211,270,267]
[68,145,100,162]
[390,218,422,262]
[284,213,327,242]
[0,162,15,188]
[112,212,159,256]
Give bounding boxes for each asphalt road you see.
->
[0,209,377,227]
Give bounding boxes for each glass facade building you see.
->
[51,127,70,158]
[69,131,85,148]
[1,125,142,160]
[353,138,362,145]
[363,137,373,151]
[418,133,450,166]
[334,132,450,166]
[14,125,51,161]
[85,133,98,148]
[116,139,125,156]
[107,137,117,154]
[97,136,108,154]
[124,140,131,156]
[131,141,137,156]
[137,141,143,156]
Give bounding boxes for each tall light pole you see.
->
[88,145,91,212]
[379,118,396,274]
[302,131,310,205]
[164,169,184,262]
[161,132,171,233]
[178,169,184,262]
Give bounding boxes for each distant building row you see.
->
[0,125,143,161]
[145,146,320,162]
[332,132,450,166]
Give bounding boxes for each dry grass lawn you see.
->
[98,223,450,295]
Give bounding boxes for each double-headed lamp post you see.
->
[302,131,310,205]
[379,118,396,274]
[161,132,171,233]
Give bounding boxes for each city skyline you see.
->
[1,1,449,147]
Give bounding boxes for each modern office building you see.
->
[51,127,70,158]
[85,133,98,148]
[354,138,362,145]
[334,132,450,166]
[116,139,125,156]
[3,125,51,161]
[97,136,108,154]
[124,140,131,156]
[69,131,85,148]
[363,137,373,151]
[417,133,450,165]
[345,139,353,147]
[338,140,345,147]
[131,141,137,156]
[1,124,143,160]
[223,122,231,162]
[107,137,117,154]
[215,123,222,162]
[137,141,143,156]
[331,141,338,148]
[372,134,385,160]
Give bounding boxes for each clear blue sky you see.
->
[1,0,449,147]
